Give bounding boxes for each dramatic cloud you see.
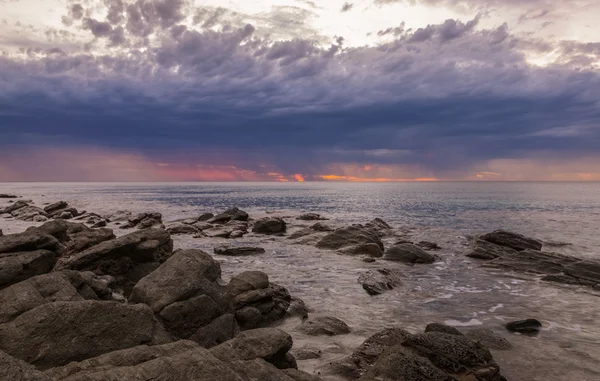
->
[0,0,598,181]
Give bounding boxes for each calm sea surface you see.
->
[1,182,600,380]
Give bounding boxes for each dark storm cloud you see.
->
[0,0,599,179]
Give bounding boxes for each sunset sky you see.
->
[1,0,599,181]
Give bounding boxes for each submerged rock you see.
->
[425,323,463,336]
[505,319,542,335]
[297,316,351,336]
[383,243,436,264]
[358,268,403,295]
[296,213,328,221]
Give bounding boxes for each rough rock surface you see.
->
[316,226,384,252]
[120,212,163,229]
[167,223,199,235]
[215,245,266,256]
[0,300,170,370]
[505,319,542,335]
[338,243,384,258]
[425,323,463,336]
[383,243,436,264]
[0,230,62,256]
[297,316,351,336]
[481,230,542,251]
[0,250,56,290]
[358,268,403,295]
[253,217,287,235]
[466,239,518,260]
[296,213,328,221]
[0,349,52,381]
[465,328,512,350]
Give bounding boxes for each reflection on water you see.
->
[1,182,600,380]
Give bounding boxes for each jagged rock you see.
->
[66,227,115,255]
[339,243,384,258]
[253,217,287,235]
[316,226,384,251]
[0,200,29,214]
[0,250,56,290]
[358,268,403,295]
[296,213,328,221]
[58,229,173,295]
[425,323,463,336]
[120,212,163,229]
[505,319,542,335]
[357,346,451,381]
[364,218,393,237]
[167,223,199,235]
[466,239,517,260]
[0,300,170,370]
[481,230,542,251]
[78,271,117,300]
[12,205,48,221]
[0,230,62,256]
[0,349,52,381]
[465,328,512,350]
[210,328,293,368]
[417,241,442,250]
[43,201,68,214]
[383,243,436,264]
[564,261,600,285]
[214,245,266,256]
[297,316,350,336]
[129,249,233,343]
[104,210,132,223]
[322,328,413,379]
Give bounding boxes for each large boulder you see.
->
[358,268,403,295]
[129,249,234,344]
[0,300,170,370]
[357,346,451,381]
[480,230,542,251]
[465,328,512,350]
[253,217,287,235]
[58,228,173,294]
[383,243,436,264]
[0,349,52,381]
[0,231,62,256]
[316,226,384,251]
[487,249,577,275]
[0,250,56,290]
[364,218,393,237]
[297,316,351,336]
[65,227,115,254]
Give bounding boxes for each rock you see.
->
[33,215,48,222]
[311,222,334,231]
[0,194,18,198]
[383,243,436,264]
[231,282,292,329]
[286,297,309,319]
[43,201,68,214]
[297,316,351,336]
[228,271,270,296]
[364,218,393,237]
[323,328,413,379]
[292,348,322,360]
[481,230,542,251]
[229,230,246,238]
[167,223,199,235]
[230,208,249,222]
[0,200,29,214]
[425,323,463,336]
[316,226,384,251]
[505,319,542,335]
[288,228,317,240]
[210,328,293,368]
[204,227,235,238]
[417,241,442,250]
[487,249,577,275]
[357,345,451,381]
[235,307,264,330]
[0,349,52,381]
[78,271,117,300]
[0,229,2,237]
[253,217,287,235]
[465,328,512,350]
[120,212,163,229]
[104,210,132,223]
[338,243,384,258]
[66,227,115,255]
[198,212,214,221]
[193,221,215,231]
[129,249,232,341]
[358,268,403,295]
[215,245,266,256]
[12,205,48,221]
[189,313,239,348]
[0,300,170,370]
[564,260,600,284]
[403,332,502,377]
[466,239,517,260]
[58,228,173,295]
[296,213,328,221]
[209,213,234,224]
[209,208,249,224]
[0,250,57,290]
[0,231,62,256]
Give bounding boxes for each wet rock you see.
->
[43,201,68,214]
[465,328,512,350]
[425,323,463,336]
[505,319,542,335]
[253,217,287,235]
[0,300,170,370]
[120,212,163,229]
[383,243,436,264]
[296,213,328,221]
[298,316,350,336]
[130,249,232,342]
[417,241,442,250]
[563,260,600,285]
[215,245,266,256]
[167,223,199,235]
[198,212,214,221]
[466,239,518,260]
[286,297,309,319]
[481,230,542,251]
[0,194,18,198]
[0,349,52,381]
[486,249,577,275]
[316,226,384,251]
[0,250,57,290]
[339,243,384,258]
[364,218,393,237]
[358,268,403,295]
[292,348,322,360]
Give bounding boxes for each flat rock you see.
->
[316,226,383,251]
[296,213,328,221]
[0,300,170,370]
[0,231,62,256]
[0,194,18,198]
[167,223,199,235]
[481,230,542,251]
[297,316,351,336]
[358,268,403,295]
[466,239,518,260]
[43,201,68,214]
[564,260,600,284]
[0,250,57,290]
[383,243,436,264]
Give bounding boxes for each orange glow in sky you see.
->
[319,174,438,182]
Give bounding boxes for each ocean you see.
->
[1,181,599,380]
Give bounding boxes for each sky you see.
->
[0,0,599,182]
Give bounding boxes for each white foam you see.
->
[444,319,483,327]
[489,303,504,312]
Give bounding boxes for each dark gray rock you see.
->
[0,231,62,256]
[291,348,322,360]
[466,239,518,260]
[296,213,328,221]
[0,194,18,198]
[0,349,52,381]
[316,226,384,251]
[425,323,463,336]
[120,212,163,229]
[481,230,542,251]
[297,316,351,336]
[465,328,512,350]
[383,243,436,264]
[65,227,115,255]
[104,210,132,223]
[231,279,292,329]
[167,223,199,235]
[505,319,542,335]
[189,313,238,348]
[215,245,266,256]
[253,217,287,235]
[564,260,600,284]
[487,249,577,275]
[0,200,29,215]
[0,300,170,370]
[43,201,68,214]
[283,369,323,381]
[0,250,56,290]
[358,268,403,295]
[417,241,441,250]
[198,212,214,221]
[311,222,334,231]
[339,243,384,258]
[364,218,393,237]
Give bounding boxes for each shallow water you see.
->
[1,182,600,380]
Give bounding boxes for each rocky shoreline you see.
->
[1,197,599,380]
